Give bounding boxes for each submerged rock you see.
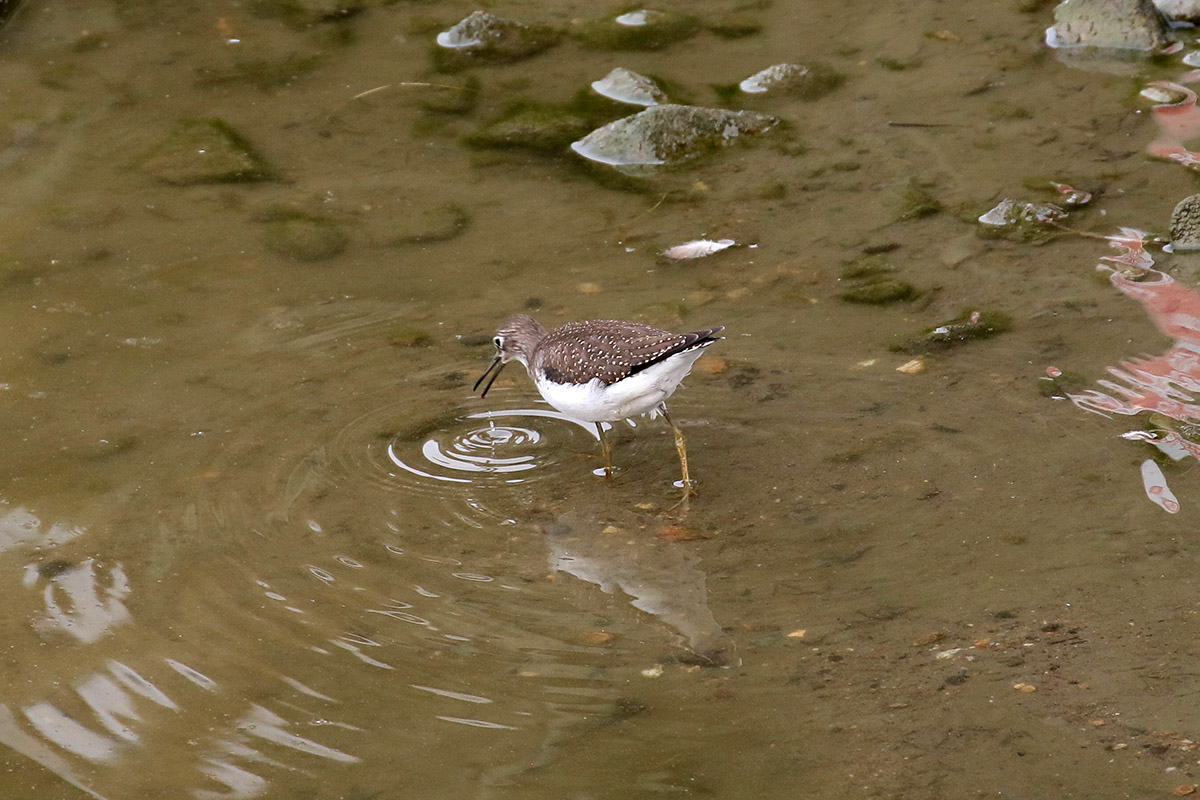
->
[1047,0,1170,51]
[570,104,778,167]
[978,198,1067,227]
[737,62,845,99]
[262,212,349,262]
[467,102,595,153]
[433,11,559,70]
[1170,193,1200,251]
[839,279,918,305]
[1154,0,1200,20]
[740,63,808,94]
[890,310,1013,354]
[141,118,275,185]
[591,67,667,106]
[572,8,700,51]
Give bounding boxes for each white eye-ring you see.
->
[493,336,504,349]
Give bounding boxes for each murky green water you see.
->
[4,1,1200,797]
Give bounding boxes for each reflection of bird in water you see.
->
[474,314,723,496]
[545,507,731,666]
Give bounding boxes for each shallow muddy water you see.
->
[4,0,1200,798]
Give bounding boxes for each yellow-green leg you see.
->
[658,404,693,496]
[595,422,615,478]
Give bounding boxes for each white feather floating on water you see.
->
[661,239,736,259]
[1140,458,1180,513]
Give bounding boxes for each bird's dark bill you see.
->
[474,356,506,398]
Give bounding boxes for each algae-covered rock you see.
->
[890,310,1013,354]
[1047,0,1170,50]
[570,104,778,166]
[195,54,323,91]
[249,0,364,27]
[894,180,942,221]
[262,211,349,262]
[839,279,918,304]
[467,103,596,153]
[141,119,275,185]
[739,62,845,99]
[433,11,560,71]
[387,204,469,246]
[572,9,700,51]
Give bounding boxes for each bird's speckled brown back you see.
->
[532,319,724,385]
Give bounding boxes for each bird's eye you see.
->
[493,336,504,349]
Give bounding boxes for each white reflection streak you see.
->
[279,676,337,703]
[435,716,518,730]
[194,758,268,800]
[75,675,141,743]
[23,703,119,763]
[165,659,219,692]
[329,637,394,670]
[411,685,492,704]
[38,559,131,644]
[0,705,111,800]
[0,506,85,553]
[110,660,181,708]
[237,705,359,763]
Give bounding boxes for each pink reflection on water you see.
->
[1057,230,1200,510]
[1065,237,1200,421]
[1147,81,1200,167]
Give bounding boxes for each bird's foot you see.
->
[592,464,621,480]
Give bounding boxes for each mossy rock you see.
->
[262,212,349,262]
[195,54,323,91]
[840,255,894,281]
[572,9,700,51]
[420,74,481,115]
[890,310,1012,354]
[839,278,917,304]
[387,204,469,245]
[894,180,942,221]
[1037,368,1091,398]
[466,102,596,153]
[703,14,762,38]
[432,12,561,72]
[248,0,364,27]
[141,119,276,185]
[388,325,433,347]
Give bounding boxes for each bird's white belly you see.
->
[533,347,708,422]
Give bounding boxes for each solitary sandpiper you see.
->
[473,314,724,495]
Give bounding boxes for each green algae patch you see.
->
[839,279,919,304]
[141,119,276,185]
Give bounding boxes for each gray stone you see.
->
[1048,0,1170,51]
[1170,193,1200,251]
[1155,0,1200,21]
[570,104,778,167]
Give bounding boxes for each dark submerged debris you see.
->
[890,310,1013,354]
